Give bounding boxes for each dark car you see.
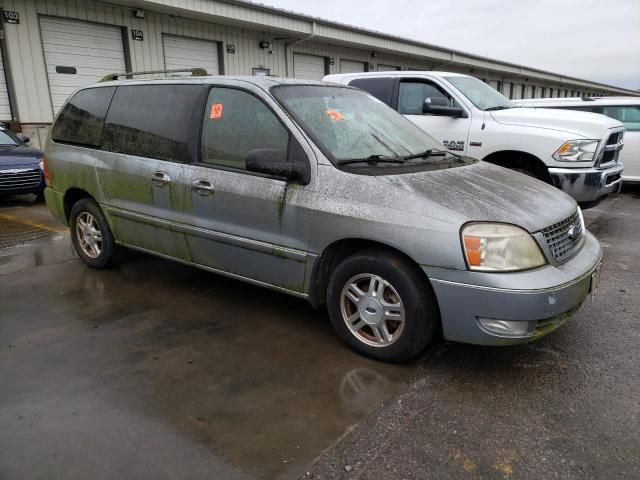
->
[0,127,45,200]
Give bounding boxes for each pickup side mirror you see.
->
[422,97,467,118]
[246,148,309,183]
[22,137,30,144]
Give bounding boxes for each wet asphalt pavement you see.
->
[1,189,639,479]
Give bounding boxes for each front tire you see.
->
[326,248,440,362]
[70,198,120,269]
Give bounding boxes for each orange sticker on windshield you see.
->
[210,103,224,119]
[325,110,344,122]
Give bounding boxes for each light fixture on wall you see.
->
[259,41,271,49]
[132,9,145,19]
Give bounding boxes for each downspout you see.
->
[284,21,316,77]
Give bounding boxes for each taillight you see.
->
[40,156,52,187]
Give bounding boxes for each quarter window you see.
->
[398,81,452,114]
[200,88,290,170]
[602,106,640,132]
[51,87,116,147]
[101,84,202,162]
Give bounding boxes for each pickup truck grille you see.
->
[0,168,43,191]
[599,130,624,167]
[541,210,584,263]
[607,131,623,146]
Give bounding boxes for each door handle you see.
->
[192,179,214,196]
[151,171,171,186]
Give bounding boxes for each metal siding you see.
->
[293,53,325,80]
[162,34,220,74]
[1,0,633,125]
[377,64,400,71]
[39,16,126,114]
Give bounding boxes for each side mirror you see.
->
[246,148,308,183]
[422,97,466,118]
[22,137,30,144]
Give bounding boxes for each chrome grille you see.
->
[607,131,623,146]
[541,211,584,263]
[0,168,42,190]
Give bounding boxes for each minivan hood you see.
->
[378,161,576,232]
[491,107,622,138]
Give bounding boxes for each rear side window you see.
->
[101,84,202,162]
[349,78,396,107]
[51,87,116,147]
[602,105,640,132]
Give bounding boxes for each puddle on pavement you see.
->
[1,248,418,480]
[0,201,75,275]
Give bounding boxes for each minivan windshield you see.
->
[445,76,513,111]
[272,85,448,166]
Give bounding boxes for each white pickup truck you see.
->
[324,71,625,207]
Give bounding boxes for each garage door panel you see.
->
[163,35,220,75]
[340,60,366,74]
[44,41,126,55]
[40,17,126,114]
[293,53,325,80]
[0,47,12,120]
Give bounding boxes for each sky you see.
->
[260,0,640,90]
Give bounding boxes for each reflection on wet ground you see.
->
[0,198,418,479]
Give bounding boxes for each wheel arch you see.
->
[308,238,433,309]
[63,188,94,222]
[482,150,552,183]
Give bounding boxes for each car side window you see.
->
[349,78,395,107]
[602,106,640,132]
[200,87,290,170]
[398,81,452,114]
[51,87,116,147]
[101,84,202,162]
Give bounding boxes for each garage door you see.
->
[163,35,220,76]
[293,53,325,80]
[340,60,366,74]
[0,49,12,121]
[40,17,126,115]
[377,64,400,71]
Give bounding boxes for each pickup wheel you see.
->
[326,248,440,362]
[70,198,121,269]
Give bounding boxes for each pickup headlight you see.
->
[553,139,600,162]
[462,223,546,272]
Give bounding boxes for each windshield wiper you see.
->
[336,154,406,166]
[402,149,448,161]
[484,106,511,111]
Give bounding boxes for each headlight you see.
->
[462,223,546,272]
[553,139,600,162]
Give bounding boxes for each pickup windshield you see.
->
[271,85,447,166]
[445,76,513,111]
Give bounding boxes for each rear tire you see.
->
[70,198,121,269]
[326,248,440,362]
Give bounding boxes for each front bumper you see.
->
[424,231,602,346]
[549,162,623,204]
[0,169,45,196]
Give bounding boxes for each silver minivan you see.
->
[43,75,602,362]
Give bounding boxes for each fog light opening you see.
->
[478,318,535,337]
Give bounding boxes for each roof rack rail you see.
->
[100,68,208,82]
